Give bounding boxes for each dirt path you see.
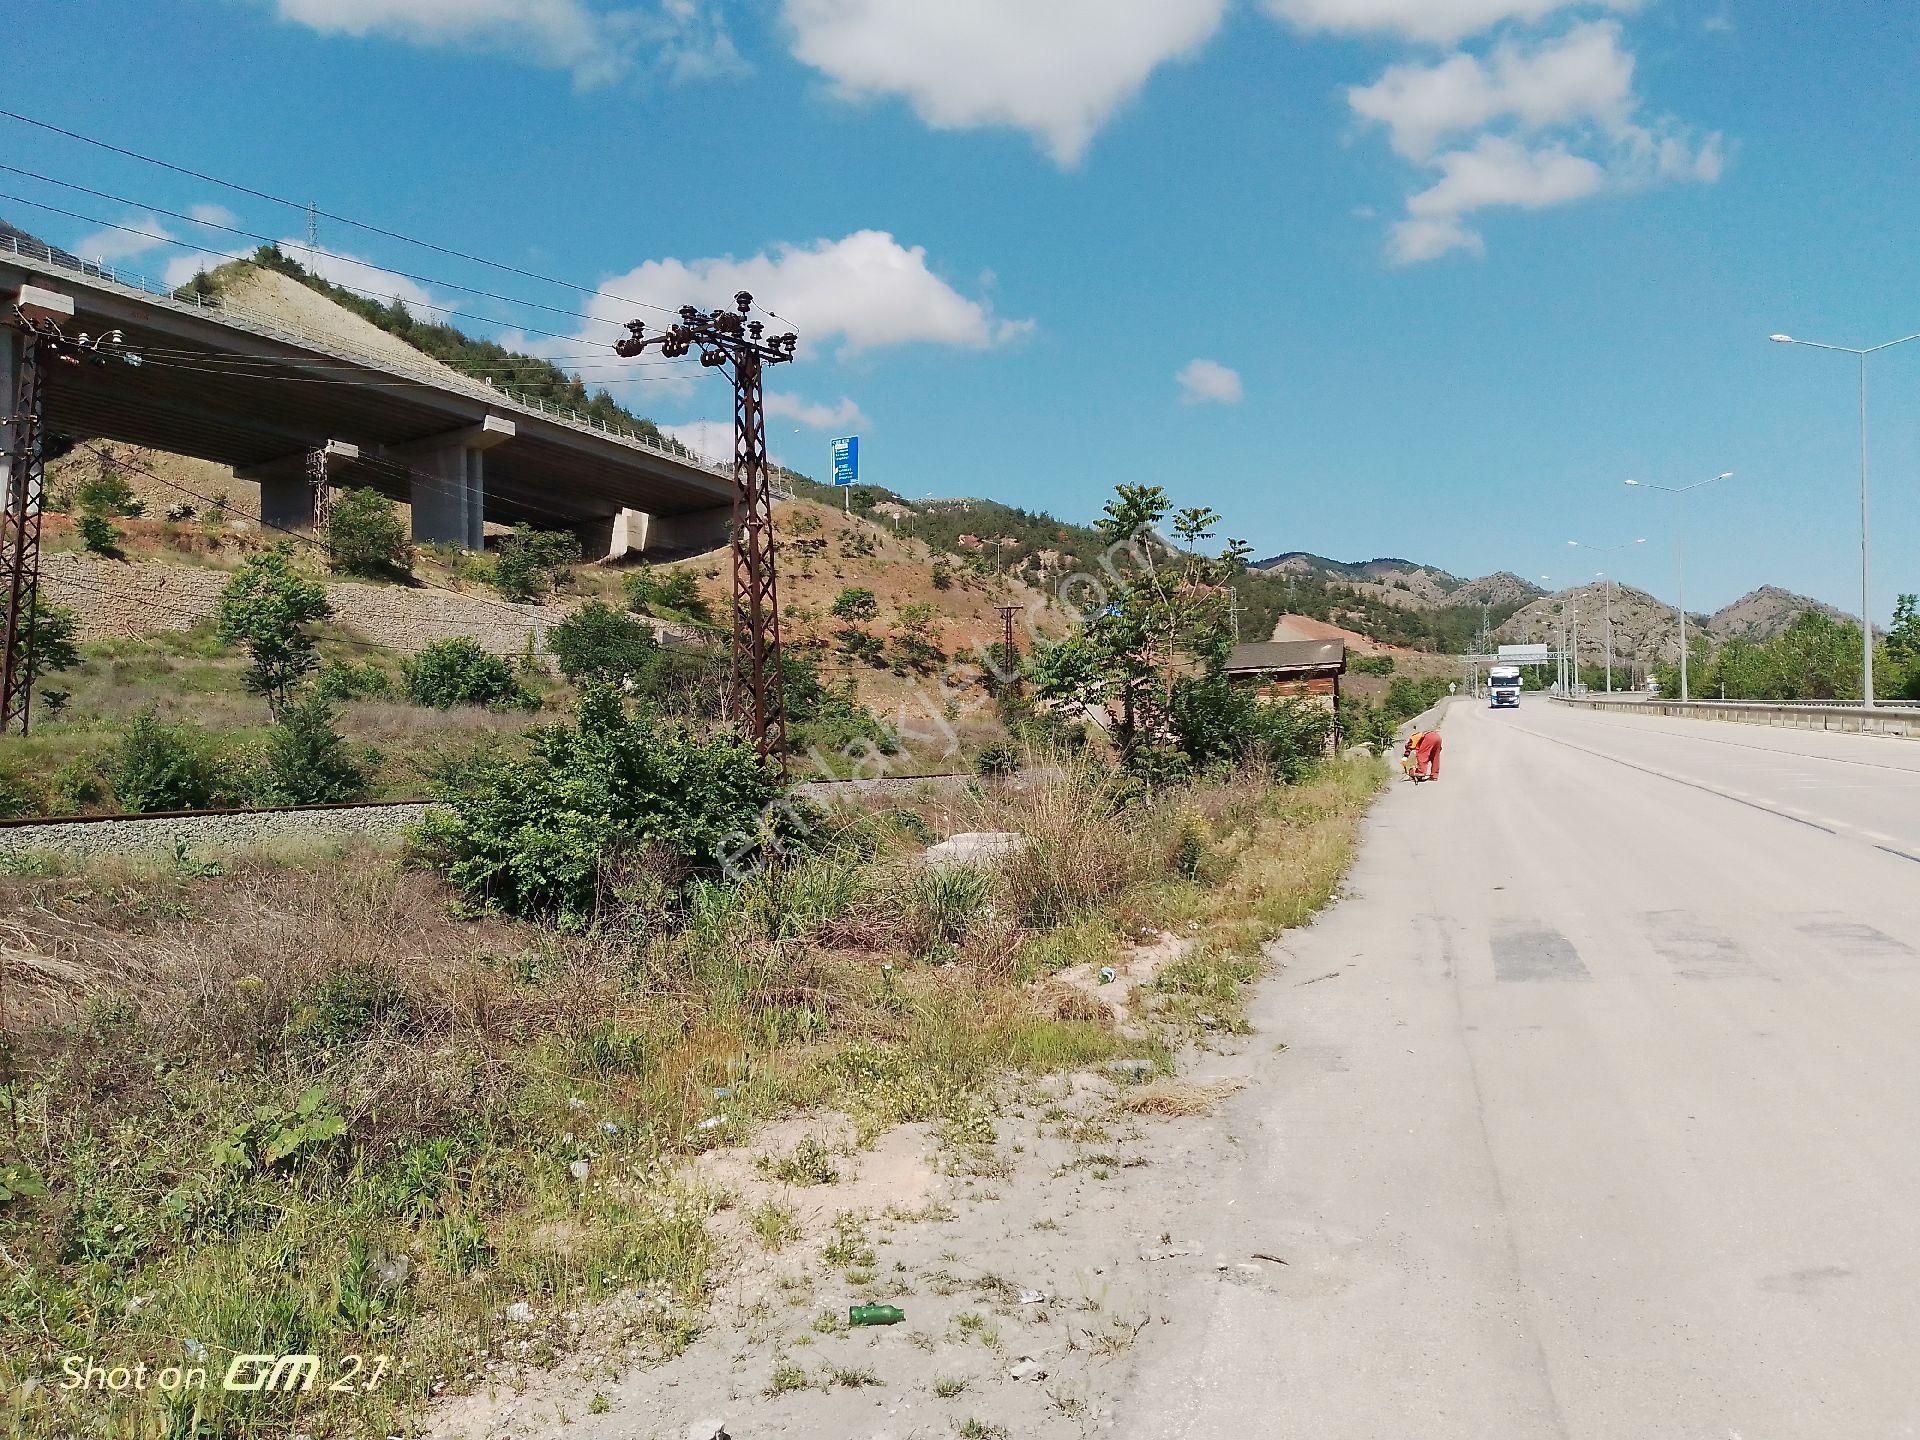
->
[425,1040,1279,1440]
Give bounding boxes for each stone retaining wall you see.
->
[40,553,700,657]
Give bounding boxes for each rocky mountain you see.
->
[1709,586,1853,642]
[1253,553,1544,613]
[1493,582,1686,669]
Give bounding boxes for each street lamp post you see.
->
[1625,473,1735,702]
[1769,331,1920,707]
[1566,537,1646,694]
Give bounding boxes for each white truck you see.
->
[1489,664,1522,708]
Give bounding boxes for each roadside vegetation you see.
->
[0,734,1381,1438]
[1652,597,1920,702]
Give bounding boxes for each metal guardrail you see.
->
[1574,693,1920,710]
[1554,694,1920,739]
[2,232,733,483]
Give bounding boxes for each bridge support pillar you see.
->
[240,440,359,531]
[393,415,513,550]
[572,504,731,561]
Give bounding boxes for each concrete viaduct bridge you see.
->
[1,229,734,557]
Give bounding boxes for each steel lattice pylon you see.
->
[729,351,787,761]
[1,326,49,735]
[617,293,798,769]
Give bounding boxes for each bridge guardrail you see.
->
[3,232,736,484]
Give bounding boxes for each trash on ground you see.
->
[1018,1289,1049,1305]
[1008,1358,1048,1382]
[849,1304,905,1326]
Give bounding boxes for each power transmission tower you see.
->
[617,293,798,766]
[305,201,319,265]
[996,604,1023,693]
[3,305,123,734]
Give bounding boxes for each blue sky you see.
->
[8,0,1920,618]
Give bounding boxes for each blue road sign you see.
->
[832,435,859,487]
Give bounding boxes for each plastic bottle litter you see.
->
[696,1115,727,1132]
[848,1304,905,1326]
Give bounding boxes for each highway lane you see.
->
[1119,698,1920,1440]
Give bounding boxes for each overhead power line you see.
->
[0,107,684,321]
[0,161,627,336]
[0,189,597,351]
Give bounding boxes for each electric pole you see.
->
[3,302,123,734]
[617,293,798,767]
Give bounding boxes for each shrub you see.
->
[493,526,578,602]
[402,637,532,710]
[548,600,662,687]
[314,658,396,702]
[419,687,782,924]
[974,740,1020,777]
[215,545,331,712]
[48,753,108,813]
[253,693,375,805]
[830,587,878,621]
[624,567,713,624]
[325,487,413,578]
[111,709,219,812]
[0,764,43,819]
[75,511,122,556]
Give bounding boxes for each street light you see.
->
[1624,472,1735,702]
[1566,537,1646,693]
[1769,330,1920,707]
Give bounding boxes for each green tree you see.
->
[72,452,145,517]
[494,527,579,602]
[22,599,79,684]
[548,600,662,687]
[253,693,374,804]
[1025,483,1235,775]
[325,487,413,579]
[215,545,331,713]
[403,637,532,709]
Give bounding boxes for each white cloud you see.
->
[75,214,177,266]
[1176,358,1243,406]
[1349,22,1634,161]
[586,230,1030,358]
[1408,135,1606,216]
[267,0,742,87]
[782,0,1228,166]
[1349,19,1724,264]
[1388,216,1484,263]
[188,203,241,228]
[767,391,869,429]
[662,419,735,465]
[1267,0,1636,45]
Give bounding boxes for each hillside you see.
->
[1494,582,1685,669]
[1709,585,1853,642]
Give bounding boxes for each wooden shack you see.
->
[1224,639,1346,712]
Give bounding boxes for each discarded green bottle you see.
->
[849,1304,904,1326]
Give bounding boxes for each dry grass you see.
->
[1120,1078,1245,1116]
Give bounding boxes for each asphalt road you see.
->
[1121,698,1920,1440]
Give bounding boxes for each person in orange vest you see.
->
[1402,727,1443,782]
